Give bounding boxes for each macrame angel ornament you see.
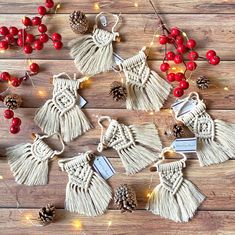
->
[146,147,205,222]
[116,47,171,111]
[34,73,92,143]
[69,12,121,76]
[97,116,162,174]
[6,133,65,186]
[173,92,235,166]
[58,152,112,216]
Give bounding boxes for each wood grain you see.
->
[1,209,235,235]
[0,14,234,60]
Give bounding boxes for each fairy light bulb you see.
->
[94,3,100,10]
[147,193,151,197]
[72,220,82,229]
[224,86,229,91]
[0,175,3,180]
[149,111,154,115]
[134,2,138,7]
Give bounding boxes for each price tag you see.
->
[100,15,108,27]
[171,98,197,117]
[172,137,197,153]
[78,95,87,108]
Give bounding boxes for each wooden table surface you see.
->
[0,1,235,234]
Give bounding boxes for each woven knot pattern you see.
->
[121,52,150,87]
[92,28,116,47]
[105,123,135,152]
[193,116,215,139]
[31,139,54,161]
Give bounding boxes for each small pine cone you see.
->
[164,123,184,139]
[69,11,89,34]
[196,75,210,90]
[38,204,56,225]
[3,94,22,110]
[114,184,137,213]
[109,81,127,102]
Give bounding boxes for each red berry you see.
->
[166,51,175,60]
[10,125,20,134]
[0,41,9,50]
[167,73,175,82]
[179,80,189,90]
[24,44,33,54]
[18,29,27,38]
[32,16,42,26]
[38,6,47,15]
[17,38,24,47]
[38,24,47,33]
[45,0,55,8]
[175,35,184,45]
[171,27,180,37]
[174,54,183,64]
[53,41,63,50]
[34,40,44,50]
[173,87,184,97]
[5,34,14,44]
[29,63,40,73]
[9,26,18,36]
[12,117,21,127]
[167,35,175,44]
[159,35,168,45]
[39,33,49,43]
[177,45,187,54]
[160,62,170,72]
[188,51,199,61]
[206,50,216,60]
[186,39,196,49]
[22,16,32,26]
[0,26,9,36]
[11,77,21,87]
[4,109,14,119]
[26,34,35,43]
[209,56,220,65]
[0,72,11,81]
[52,33,62,41]
[186,61,197,71]
[175,72,185,81]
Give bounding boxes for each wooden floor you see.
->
[0,1,235,234]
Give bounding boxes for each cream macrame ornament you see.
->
[117,47,171,111]
[58,151,112,216]
[6,133,65,186]
[34,73,92,143]
[146,147,205,222]
[97,116,162,174]
[173,92,235,166]
[69,12,121,76]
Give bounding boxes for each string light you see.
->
[149,111,154,115]
[0,175,3,180]
[94,3,100,10]
[147,192,151,198]
[224,86,229,91]
[72,220,82,229]
[134,2,138,7]
[106,220,112,232]
[55,3,61,14]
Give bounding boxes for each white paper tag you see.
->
[78,95,87,108]
[172,137,197,153]
[112,53,124,70]
[93,156,116,180]
[100,15,108,27]
[171,99,196,117]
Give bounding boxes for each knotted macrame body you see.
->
[97,117,162,174]
[34,73,92,142]
[146,150,205,222]
[58,152,112,216]
[118,49,171,111]
[7,134,63,186]
[174,92,235,166]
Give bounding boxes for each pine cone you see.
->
[172,124,184,138]
[3,94,22,110]
[69,11,89,34]
[196,75,210,90]
[38,204,56,225]
[109,81,127,101]
[114,184,137,213]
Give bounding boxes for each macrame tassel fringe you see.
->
[146,179,205,222]
[126,71,171,111]
[197,120,235,166]
[7,144,49,186]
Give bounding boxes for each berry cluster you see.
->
[4,110,21,134]
[158,27,220,97]
[0,0,63,53]
[0,62,39,87]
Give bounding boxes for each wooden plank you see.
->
[0,109,234,156]
[0,14,234,60]
[0,156,235,210]
[0,60,234,109]
[0,0,235,14]
[1,209,235,235]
